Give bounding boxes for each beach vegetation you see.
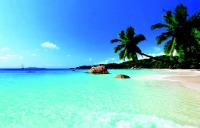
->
[77,55,199,69]
[151,4,200,63]
[111,26,152,63]
[78,3,200,70]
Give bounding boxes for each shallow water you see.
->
[0,69,200,128]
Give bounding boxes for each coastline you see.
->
[161,69,200,92]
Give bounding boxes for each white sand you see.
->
[161,69,200,92]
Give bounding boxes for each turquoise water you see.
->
[0,69,200,128]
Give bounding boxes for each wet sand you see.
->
[168,75,200,83]
[163,69,200,92]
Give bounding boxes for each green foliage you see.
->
[107,3,200,69]
[111,26,146,62]
[151,4,200,63]
[77,55,199,69]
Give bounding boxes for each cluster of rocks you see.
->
[89,65,130,79]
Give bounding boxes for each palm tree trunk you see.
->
[140,52,180,65]
[140,53,154,58]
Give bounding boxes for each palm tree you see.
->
[151,4,200,62]
[184,11,200,63]
[111,26,151,63]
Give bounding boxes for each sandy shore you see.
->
[167,76,200,83]
[162,69,200,92]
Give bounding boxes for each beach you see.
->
[161,69,200,92]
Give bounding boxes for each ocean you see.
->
[0,69,200,128]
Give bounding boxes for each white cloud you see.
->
[0,47,9,52]
[41,42,59,49]
[0,54,23,61]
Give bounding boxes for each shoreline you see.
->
[160,69,200,92]
[127,69,200,92]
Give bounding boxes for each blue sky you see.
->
[0,0,199,68]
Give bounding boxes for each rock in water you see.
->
[89,65,109,74]
[115,74,130,79]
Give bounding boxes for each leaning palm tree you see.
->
[111,26,151,63]
[151,4,200,62]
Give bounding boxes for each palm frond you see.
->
[151,4,200,63]
[156,31,172,45]
[162,11,172,23]
[111,26,146,62]
[151,23,168,30]
[188,11,200,29]
[133,34,146,45]
[123,49,128,60]
[119,49,126,60]
[127,52,133,61]
[111,39,121,43]
[119,31,126,40]
[128,52,137,62]
[163,11,177,27]
[174,4,188,24]
[164,40,173,55]
[126,26,135,40]
[176,45,185,62]
[114,44,124,53]
[134,46,142,55]
[192,28,200,44]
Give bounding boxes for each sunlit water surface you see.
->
[0,69,200,128]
